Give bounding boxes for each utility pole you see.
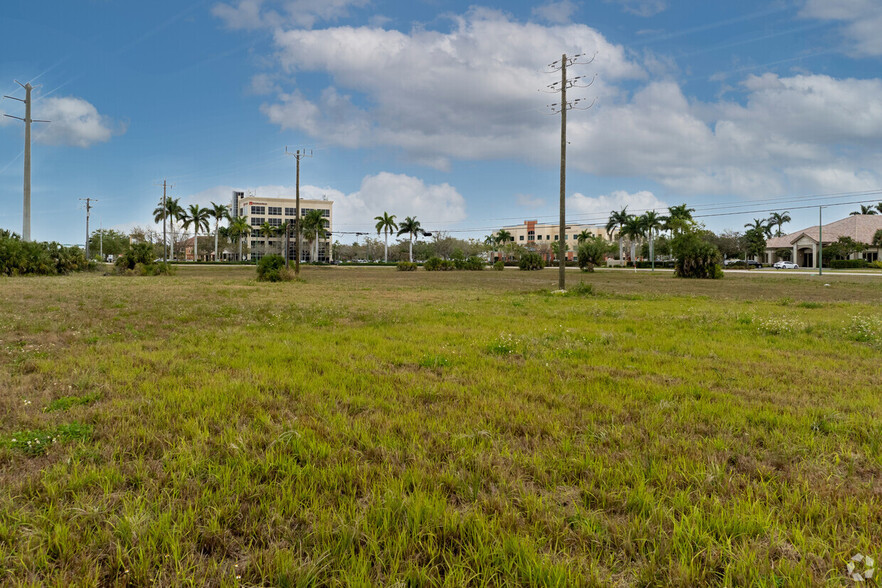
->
[285,147,312,276]
[4,81,50,241]
[818,206,823,276]
[79,198,97,260]
[99,222,103,260]
[546,54,595,290]
[154,180,172,263]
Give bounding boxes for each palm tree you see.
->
[576,229,593,244]
[640,211,666,270]
[876,202,882,214]
[494,229,513,262]
[374,212,398,262]
[766,211,791,237]
[665,203,696,236]
[181,204,211,261]
[302,209,328,262]
[621,215,644,269]
[259,221,279,257]
[153,197,184,260]
[744,218,773,239]
[396,216,424,262]
[209,202,230,262]
[606,207,629,262]
[851,205,878,216]
[229,217,251,261]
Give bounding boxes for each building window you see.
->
[519,235,524,241]
[251,206,265,215]
[268,206,282,216]
[269,218,282,227]
[322,209,330,217]
[537,235,542,240]
[285,207,295,216]
[251,217,264,226]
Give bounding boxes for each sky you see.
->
[2,0,882,245]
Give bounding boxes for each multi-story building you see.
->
[232,190,334,262]
[493,220,611,262]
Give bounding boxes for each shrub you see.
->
[424,257,455,271]
[396,261,417,271]
[577,235,614,272]
[256,254,288,282]
[493,260,504,271]
[672,229,723,279]
[870,260,882,269]
[519,252,545,271]
[829,259,868,269]
[463,256,485,270]
[0,230,90,276]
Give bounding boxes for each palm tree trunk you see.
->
[214,222,219,261]
[194,230,198,262]
[384,230,389,262]
[409,236,414,262]
[619,238,624,264]
[238,236,242,261]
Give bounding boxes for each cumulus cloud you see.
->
[212,0,369,30]
[604,0,667,18]
[801,0,882,56]
[184,173,466,236]
[32,97,124,148]
[532,1,579,24]
[244,7,882,200]
[262,8,644,169]
[569,190,668,221]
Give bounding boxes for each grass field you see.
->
[1,266,881,586]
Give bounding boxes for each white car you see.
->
[774,261,799,269]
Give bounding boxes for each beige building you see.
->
[764,214,882,267]
[493,220,610,262]
[233,191,333,262]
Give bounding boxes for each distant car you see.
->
[745,260,762,268]
[724,259,740,267]
[774,261,799,269]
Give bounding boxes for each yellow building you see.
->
[233,191,333,262]
[493,220,611,262]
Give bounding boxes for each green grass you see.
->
[1,266,881,586]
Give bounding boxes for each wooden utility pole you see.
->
[285,147,312,276]
[546,54,595,290]
[4,81,49,241]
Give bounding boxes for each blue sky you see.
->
[2,0,882,244]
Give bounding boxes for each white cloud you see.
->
[183,173,466,236]
[263,8,644,169]
[7,96,123,148]
[569,190,668,221]
[244,8,882,200]
[532,1,579,24]
[212,0,369,30]
[800,0,882,56]
[604,0,667,18]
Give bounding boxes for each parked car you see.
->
[773,261,799,269]
[746,260,762,268]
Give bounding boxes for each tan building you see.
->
[233,191,333,262]
[493,220,610,262]
[765,214,882,267]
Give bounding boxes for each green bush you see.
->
[0,229,90,276]
[424,257,455,271]
[577,235,614,272]
[463,256,485,270]
[672,229,723,279]
[493,260,505,271]
[396,261,417,271]
[256,254,288,281]
[829,259,868,269]
[519,252,545,271]
[870,260,882,269]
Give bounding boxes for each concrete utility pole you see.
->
[79,198,97,259]
[818,206,823,276]
[285,147,313,276]
[546,54,595,290]
[4,81,50,241]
